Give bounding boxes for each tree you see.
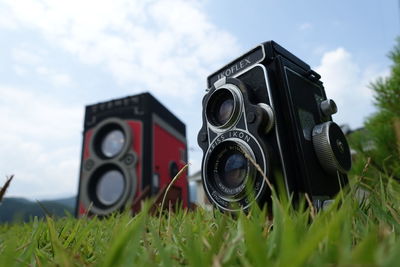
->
[372,40,400,116]
[349,38,400,179]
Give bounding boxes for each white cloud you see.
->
[51,73,72,87]
[12,47,42,65]
[34,66,72,87]
[13,65,27,76]
[11,46,73,87]
[0,85,83,199]
[316,48,359,99]
[0,0,240,199]
[0,4,18,30]
[35,66,49,75]
[315,47,388,128]
[1,0,239,100]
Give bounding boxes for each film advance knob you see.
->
[320,99,337,117]
[312,121,352,175]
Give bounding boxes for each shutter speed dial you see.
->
[312,121,351,175]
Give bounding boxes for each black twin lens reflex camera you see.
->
[197,41,352,212]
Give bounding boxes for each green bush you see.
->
[349,38,400,180]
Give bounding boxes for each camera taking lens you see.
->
[86,163,132,214]
[96,169,125,206]
[221,152,247,188]
[207,141,253,197]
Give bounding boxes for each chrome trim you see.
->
[234,63,291,200]
[89,117,132,161]
[202,133,267,212]
[214,138,257,202]
[206,82,244,133]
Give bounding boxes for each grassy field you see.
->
[1,166,400,266]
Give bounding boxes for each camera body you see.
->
[198,41,351,212]
[76,92,189,217]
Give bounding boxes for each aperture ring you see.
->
[202,130,268,212]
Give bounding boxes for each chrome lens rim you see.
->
[101,129,126,158]
[204,138,258,201]
[202,132,269,212]
[212,142,252,197]
[95,169,125,206]
[91,118,132,160]
[205,85,242,131]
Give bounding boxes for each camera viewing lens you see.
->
[101,129,125,158]
[206,88,238,128]
[220,152,247,189]
[96,169,125,206]
[217,99,234,125]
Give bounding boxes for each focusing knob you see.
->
[312,121,351,175]
[320,99,337,117]
[257,103,275,133]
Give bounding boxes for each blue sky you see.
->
[0,0,398,199]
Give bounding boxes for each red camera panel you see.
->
[153,121,188,208]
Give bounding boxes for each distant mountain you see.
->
[0,196,76,223]
[53,196,76,209]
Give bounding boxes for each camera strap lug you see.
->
[306,69,321,81]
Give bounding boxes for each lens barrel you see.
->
[88,163,129,209]
[216,142,248,195]
[221,152,247,189]
[206,140,254,198]
[101,129,126,158]
[92,119,131,160]
[205,87,241,130]
[96,169,125,206]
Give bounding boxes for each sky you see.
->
[0,0,398,200]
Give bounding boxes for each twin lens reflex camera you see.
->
[197,41,352,212]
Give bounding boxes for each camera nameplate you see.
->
[208,45,266,86]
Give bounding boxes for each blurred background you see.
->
[0,0,398,218]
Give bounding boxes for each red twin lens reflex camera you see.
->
[76,93,189,217]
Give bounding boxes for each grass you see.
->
[1,164,400,266]
[0,175,14,202]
